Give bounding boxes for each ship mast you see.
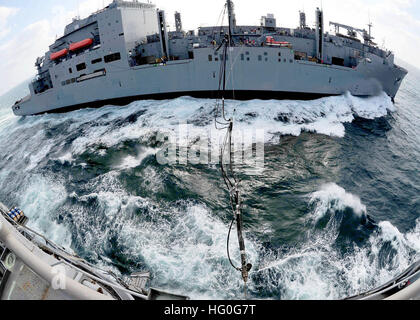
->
[226,0,236,44]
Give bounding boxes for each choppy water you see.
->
[0,64,419,300]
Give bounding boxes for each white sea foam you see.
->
[113,147,157,170]
[0,92,395,171]
[347,92,396,119]
[66,171,259,299]
[19,175,72,248]
[309,183,367,222]
[56,152,74,164]
[0,92,408,300]
[51,179,419,300]
[6,92,390,160]
[256,184,420,300]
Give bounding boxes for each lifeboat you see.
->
[50,49,68,61]
[69,38,94,52]
[266,36,292,48]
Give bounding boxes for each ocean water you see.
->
[0,64,419,300]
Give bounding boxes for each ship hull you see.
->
[27,90,337,115]
[13,47,408,116]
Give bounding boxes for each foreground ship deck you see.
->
[12,0,407,116]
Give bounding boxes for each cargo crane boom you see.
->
[330,21,376,45]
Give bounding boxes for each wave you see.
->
[253,183,420,300]
[17,175,73,248]
[3,166,419,300]
[0,92,395,170]
[0,89,411,300]
[61,171,260,299]
[23,178,417,300]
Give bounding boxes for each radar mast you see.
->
[226,0,237,41]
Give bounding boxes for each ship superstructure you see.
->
[12,0,407,116]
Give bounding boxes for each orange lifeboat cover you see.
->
[69,38,94,52]
[50,49,69,61]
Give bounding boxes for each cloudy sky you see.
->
[0,0,419,96]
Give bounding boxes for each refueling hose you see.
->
[214,12,252,296]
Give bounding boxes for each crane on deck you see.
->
[330,21,376,46]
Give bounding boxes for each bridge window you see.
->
[69,68,73,74]
[104,52,121,63]
[92,58,102,64]
[208,55,212,62]
[76,63,87,71]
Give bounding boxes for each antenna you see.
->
[367,10,373,39]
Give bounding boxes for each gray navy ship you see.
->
[12,0,408,116]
